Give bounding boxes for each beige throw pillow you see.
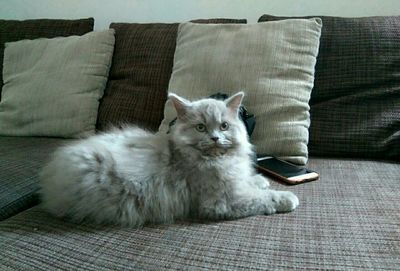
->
[0,29,115,138]
[159,19,322,165]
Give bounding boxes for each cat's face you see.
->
[169,92,249,157]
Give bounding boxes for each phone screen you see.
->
[257,157,310,178]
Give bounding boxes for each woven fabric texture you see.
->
[259,15,400,160]
[160,19,322,165]
[0,30,115,138]
[0,137,69,221]
[1,158,399,270]
[96,19,246,132]
[0,18,94,101]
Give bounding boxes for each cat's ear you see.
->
[169,93,191,119]
[225,92,244,115]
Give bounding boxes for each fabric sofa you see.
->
[0,15,399,270]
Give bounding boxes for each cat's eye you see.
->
[195,124,206,132]
[220,122,229,131]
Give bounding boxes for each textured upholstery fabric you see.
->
[259,15,400,160]
[0,158,399,270]
[0,30,115,138]
[160,19,322,165]
[96,19,246,132]
[0,137,69,221]
[0,18,94,100]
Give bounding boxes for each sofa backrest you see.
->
[96,19,246,132]
[259,15,400,160]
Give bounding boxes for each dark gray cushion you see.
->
[259,15,400,160]
[0,137,69,220]
[1,158,399,270]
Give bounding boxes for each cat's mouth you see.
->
[197,142,232,157]
[202,146,227,156]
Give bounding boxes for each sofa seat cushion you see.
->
[0,136,70,220]
[0,158,398,270]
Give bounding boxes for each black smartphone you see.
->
[256,156,319,184]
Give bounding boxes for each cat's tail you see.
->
[39,141,116,222]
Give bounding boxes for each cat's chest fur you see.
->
[179,156,242,214]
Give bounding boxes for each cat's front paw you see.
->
[253,174,270,189]
[272,191,299,213]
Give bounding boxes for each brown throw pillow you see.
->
[0,18,94,100]
[96,19,246,132]
[259,15,400,160]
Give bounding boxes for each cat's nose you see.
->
[211,137,219,142]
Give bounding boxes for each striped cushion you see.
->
[159,19,322,165]
[1,158,399,270]
[0,30,115,138]
[0,18,94,101]
[0,137,69,220]
[258,15,400,160]
[96,19,247,132]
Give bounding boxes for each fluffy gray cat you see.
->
[40,92,299,227]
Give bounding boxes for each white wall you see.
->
[1,0,399,30]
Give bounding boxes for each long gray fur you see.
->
[40,92,298,227]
